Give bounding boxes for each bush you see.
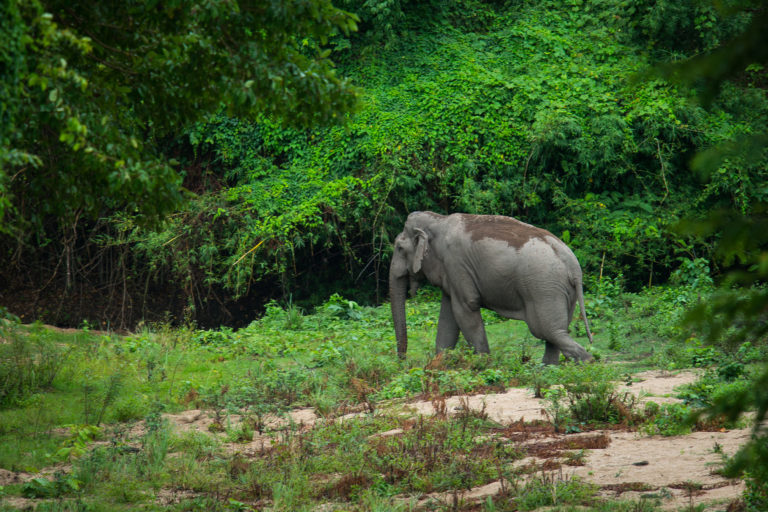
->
[44,0,766,330]
[22,474,81,499]
[544,363,639,432]
[642,403,693,436]
[0,326,69,408]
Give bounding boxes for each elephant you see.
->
[389,211,593,364]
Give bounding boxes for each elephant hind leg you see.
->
[547,329,592,362]
[526,301,591,364]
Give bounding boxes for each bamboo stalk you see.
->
[599,251,605,282]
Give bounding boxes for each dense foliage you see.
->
[0,0,358,229]
[122,0,767,322]
[1,0,767,328]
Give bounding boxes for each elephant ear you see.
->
[412,228,429,273]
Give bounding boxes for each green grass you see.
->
[0,284,764,511]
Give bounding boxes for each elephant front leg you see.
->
[435,293,459,352]
[451,300,490,354]
[543,342,561,365]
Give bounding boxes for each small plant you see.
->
[562,449,587,466]
[689,344,719,367]
[544,387,574,433]
[200,385,230,431]
[0,306,20,327]
[670,258,713,290]
[322,293,363,320]
[717,360,745,381]
[284,301,304,330]
[311,338,346,366]
[192,328,235,346]
[375,367,426,399]
[55,424,102,461]
[527,363,557,399]
[228,421,254,444]
[80,371,125,426]
[607,322,623,351]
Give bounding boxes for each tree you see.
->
[0,0,359,239]
[664,1,768,505]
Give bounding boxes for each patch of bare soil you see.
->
[159,407,322,456]
[153,369,737,510]
[619,369,700,405]
[0,468,24,486]
[154,370,744,511]
[573,428,748,510]
[401,370,747,510]
[156,488,203,506]
[0,464,72,486]
[401,387,549,423]
[167,407,320,433]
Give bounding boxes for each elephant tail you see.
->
[575,276,593,345]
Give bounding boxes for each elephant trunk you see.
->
[390,272,409,359]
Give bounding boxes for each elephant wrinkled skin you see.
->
[389,211,593,364]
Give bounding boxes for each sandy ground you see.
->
[408,371,747,510]
[401,369,700,422]
[401,387,550,423]
[575,429,747,509]
[0,370,750,510]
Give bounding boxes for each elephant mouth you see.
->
[409,276,420,297]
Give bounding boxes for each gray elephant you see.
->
[389,211,593,364]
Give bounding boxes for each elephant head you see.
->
[389,226,429,359]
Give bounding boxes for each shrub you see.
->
[545,363,640,431]
[642,403,693,436]
[22,474,82,499]
[0,326,69,408]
